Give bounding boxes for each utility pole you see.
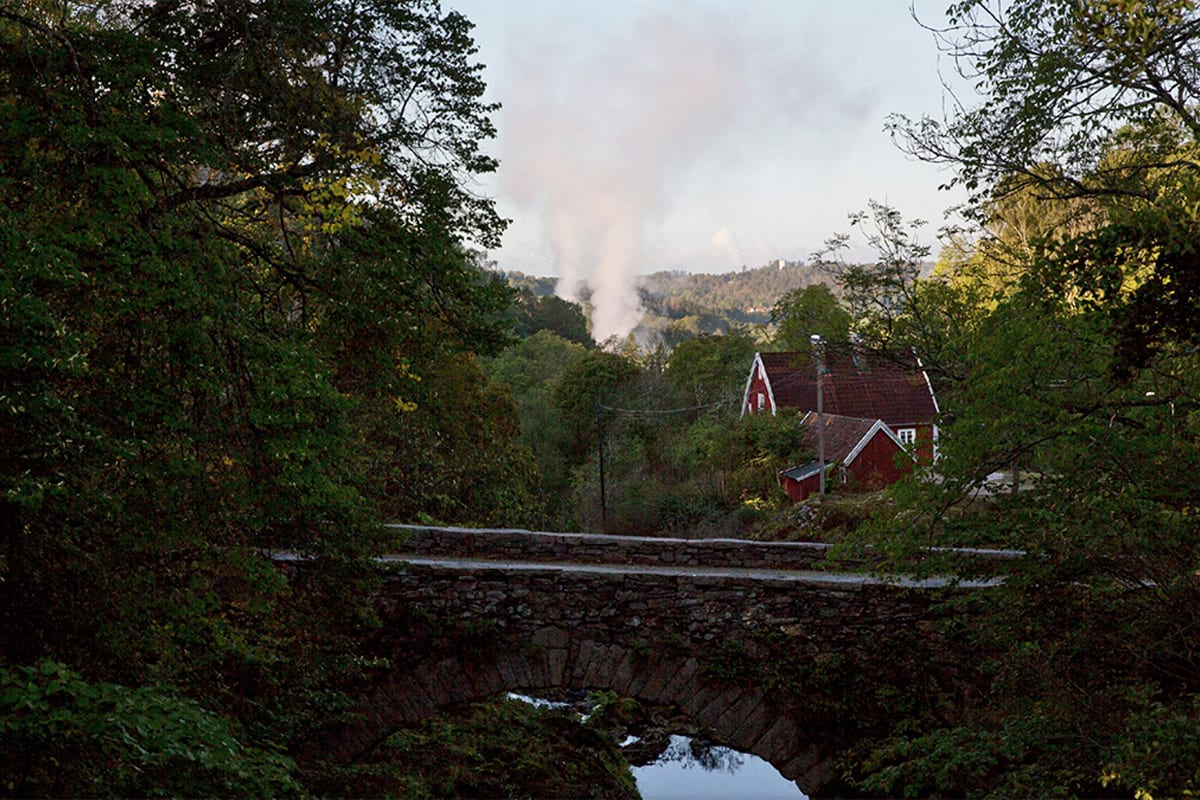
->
[811,334,825,499]
[596,403,607,528]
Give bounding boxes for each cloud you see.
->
[709,227,742,267]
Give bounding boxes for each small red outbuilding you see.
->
[779,412,913,502]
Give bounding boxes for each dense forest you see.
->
[3,0,1200,797]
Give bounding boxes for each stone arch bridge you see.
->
[312,526,1007,796]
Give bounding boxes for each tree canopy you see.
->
[0,0,530,793]
[843,2,1200,796]
[768,282,852,351]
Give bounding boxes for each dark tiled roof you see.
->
[798,412,878,465]
[781,413,892,480]
[760,349,936,426]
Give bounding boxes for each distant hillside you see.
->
[640,259,828,319]
[503,260,836,346]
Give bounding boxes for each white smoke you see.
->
[500,7,870,342]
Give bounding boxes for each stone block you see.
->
[623,654,653,698]
[636,656,682,704]
[778,748,822,783]
[610,649,636,695]
[546,647,568,687]
[405,664,437,705]
[680,678,725,722]
[657,657,700,708]
[399,672,438,718]
[422,660,456,708]
[751,715,801,766]
[375,676,424,724]
[571,639,602,685]
[734,705,778,752]
[457,662,490,699]
[530,625,569,649]
[523,648,549,691]
[494,653,520,691]
[481,660,509,697]
[512,652,537,690]
[795,755,836,797]
[583,643,622,689]
[697,685,752,739]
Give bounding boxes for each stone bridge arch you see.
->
[328,626,830,789]
[312,557,970,796]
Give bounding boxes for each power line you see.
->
[597,396,737,416]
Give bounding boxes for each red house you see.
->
[742,348,939,460]
[779,413,912,501]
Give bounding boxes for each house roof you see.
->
[754,348,937,426]
[780,413,901,481]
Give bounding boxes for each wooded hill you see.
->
[506,260,833,343]
[505,258,938,347]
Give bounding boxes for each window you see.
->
[757,392,765,410]
[897,428,917,446]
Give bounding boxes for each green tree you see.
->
[510,289,594,346]
[552,349,643,463]
[665,330,759,406]
[844,2,1200,796]
[769,283,852,351]
[1,661,299,798]
[482,330,590,523]
[893,0,1200,366]
[0,0,514,793]
[811,201,982,388]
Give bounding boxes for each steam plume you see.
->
[500,7,869,342]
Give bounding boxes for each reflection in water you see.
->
[504,694,806,799]
[633,735,807,800]
[654,736,744,774]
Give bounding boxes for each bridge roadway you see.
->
[387,554,1002,589]
[310,526,1003,796]
[384,523,1018,576]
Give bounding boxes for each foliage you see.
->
[838,2,1200,795]
[769,283,852,351]
[637,261,826,327]
[318,696,639,799]
[1,660,298,797]
[509,288,594,346]
[0,0,528,794]
[814,202,934,349]
[545,332,832,533]
[893,0,1200,204]
[664,330,758,406]
[552,349,643,462]
[894,0,1200,371]
[482,331,591,522]
[504,260,841,345]
[375,354,542,527]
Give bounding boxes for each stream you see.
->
[632,734,807,800]
[507,693,807,798]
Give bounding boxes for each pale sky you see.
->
[446,0,975,339]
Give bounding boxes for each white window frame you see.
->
[897,428,917,446]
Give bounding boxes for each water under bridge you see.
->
[307,526,1010,796]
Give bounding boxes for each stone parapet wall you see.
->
[384,525,1024,576]
[375,562,938,665]
[387,524,843,571]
